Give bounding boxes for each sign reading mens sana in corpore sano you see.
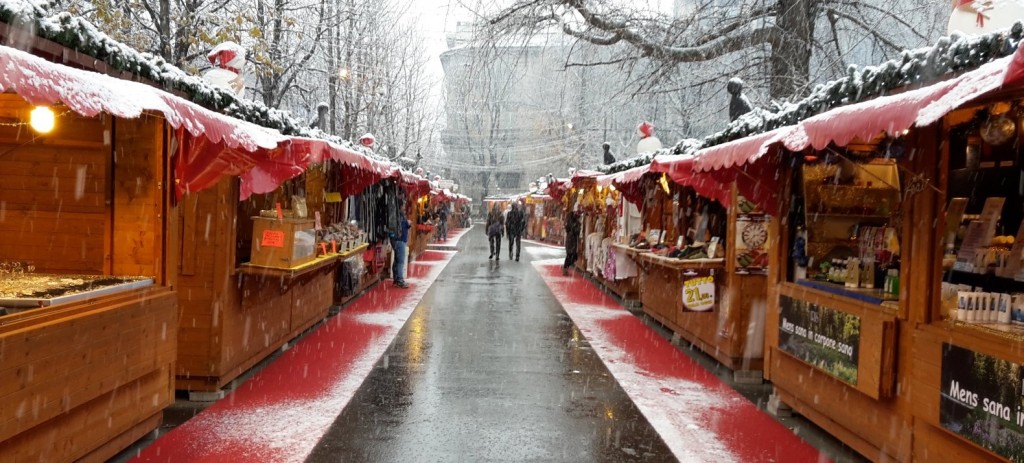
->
[940,342,1024,462]
[778,295,860,386]
[681,268,716,312]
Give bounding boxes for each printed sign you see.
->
[940,343,1024,461]
[261,230,285,248]
[778,295,860,385]
[681,268,716,312]
[324,192,343,203]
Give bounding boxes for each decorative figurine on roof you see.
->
[636,121,662,155]
[948,0,1024,35]
[727,78,753,122]
[602,142,616,165]
[203,42,246,96]
[310,102,329,130]
[359,133,376,149]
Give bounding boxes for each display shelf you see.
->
[238,253,340,278]
[635,252,724,270]
[796,278,897,305]
[943,269,1024,294]
[806,212,892,220]
[944,319,1024,342]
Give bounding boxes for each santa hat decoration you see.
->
[636,120,663,154]
[207,42,246,73]
[203,42,246,96]
[359,133,376,148]
[637,121,655,139]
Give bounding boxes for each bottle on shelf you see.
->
[846,258,861,288]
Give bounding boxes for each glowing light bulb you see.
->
[30,106,55,133]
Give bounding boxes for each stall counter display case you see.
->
[802,159,901,280]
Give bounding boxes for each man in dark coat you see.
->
[562,209,581,275]
[506,202,526,261]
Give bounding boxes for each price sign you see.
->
[324,192,343,203]
[261,230,285,248]
[681,269,716,312]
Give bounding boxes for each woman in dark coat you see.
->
[486,205,505,260]
[562,209,581,275]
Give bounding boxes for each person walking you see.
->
[506,201,525,261]
[562,209,581,275]
[486,205,504,260]
[438,203,449,242]
[390,211,411,288]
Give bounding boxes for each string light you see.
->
[30,106,55,133]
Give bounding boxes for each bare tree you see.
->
[485,0,947,100]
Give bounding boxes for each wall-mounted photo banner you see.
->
[940,342,1024,461]
[681,268,717,312]
[778,295,860,385]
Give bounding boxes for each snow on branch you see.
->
[599,23,1024,174]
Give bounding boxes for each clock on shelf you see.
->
[741,221,768,248]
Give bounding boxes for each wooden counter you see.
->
[0,286,177,462]
[911,322,1024,462]
[636,253,766,372]
[763,281,906,461]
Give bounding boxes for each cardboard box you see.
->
[250,217,317,268]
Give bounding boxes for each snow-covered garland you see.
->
[600,23,1024,174]
[0,0,382,161]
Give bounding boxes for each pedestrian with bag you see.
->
[562,209,581,275]
[390,207,411,288]
[506,201,525,261]
[486,205,504,260]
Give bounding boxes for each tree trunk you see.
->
[769,0,815,99]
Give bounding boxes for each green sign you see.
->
[778,295,860,385]
[941,343,1024,461]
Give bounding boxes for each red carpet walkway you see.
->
[133,250,456,463]
[532,259,829,463]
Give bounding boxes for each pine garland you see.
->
[0,1,380,160]
[601,22,1024,174]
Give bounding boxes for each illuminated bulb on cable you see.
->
[596,185,603,193]
[30,106,55,133]
[609,184,616,192]
[659,173,671,194]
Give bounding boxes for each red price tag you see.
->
[261,230,285,248]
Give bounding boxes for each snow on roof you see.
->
[0,44,282,152]
[0,1,381,161]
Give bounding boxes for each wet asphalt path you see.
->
[305,225,676,462]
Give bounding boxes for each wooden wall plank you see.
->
[111,116,163,278]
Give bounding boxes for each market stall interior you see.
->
[0,96,178,461]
